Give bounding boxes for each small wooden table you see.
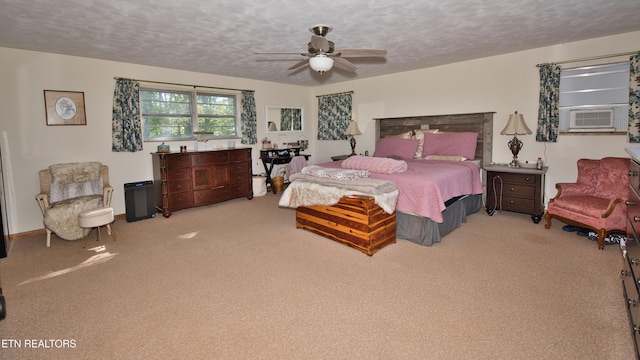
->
[259,147,309,194]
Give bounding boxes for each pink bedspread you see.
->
[319,159,483,223]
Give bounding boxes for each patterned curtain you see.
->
[317,92,353,140]
[112,79,143,152]
[280,108,301,131]
[629,52,640,143]
[240,91,257,144]
[535,64,561,143]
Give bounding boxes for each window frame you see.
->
[140,86,240,142]
[558,61,630,134]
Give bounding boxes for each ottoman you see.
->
[78,207,116,248]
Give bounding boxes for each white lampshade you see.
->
[309,54,334,73]
[268,122,278,131]
[500,111,532,135]
[345,121,361,136]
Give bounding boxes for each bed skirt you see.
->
[396,194,482,246]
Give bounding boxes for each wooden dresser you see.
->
[152,148,253,217]
[484,165,547,223]
[623,154,640,358]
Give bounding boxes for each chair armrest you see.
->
[35,193,50,215]
[602,198,625,218]
[551,183,592,200]
[103,185,114,207]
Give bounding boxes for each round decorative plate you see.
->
[55,96,77,120]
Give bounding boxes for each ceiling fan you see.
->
[258,25,387,74]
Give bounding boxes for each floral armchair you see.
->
[35,162,113,247]
[544,157,629,250]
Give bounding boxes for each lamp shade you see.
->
[500,111,532,135]
[268,122,278,131]
[345,121,362,136]
[309,54,334,73]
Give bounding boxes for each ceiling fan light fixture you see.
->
[309,54,334,74]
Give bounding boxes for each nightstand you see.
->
[484,164,548,223]
[331,154,351,161]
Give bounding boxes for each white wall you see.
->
[1,30,639,236]
[309,31,640,206]
[0,48,313,235]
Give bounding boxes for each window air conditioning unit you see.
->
[568,108,615,132]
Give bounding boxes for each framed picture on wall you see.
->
[43,90,87,125]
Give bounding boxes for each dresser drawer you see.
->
[630,159,640,193]
[227,182,251,197]
[628,185,640,237]
[168,192,194,210]
[229,148,251,162]
[167,154,192,169]
[193,187,228,205]
[167,168,191,181]
[167,180,191,194]
[230,160,251,174]
[191,152,229,166]
[229,171,250,184]
[495,172,538,185]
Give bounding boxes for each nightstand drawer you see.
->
[495,172,537,185]
[502,196,536,212]
[503,183,535,198]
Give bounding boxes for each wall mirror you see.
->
[266,106,303,132]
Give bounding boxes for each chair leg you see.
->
[597,229,607,250]
[106,223,116,242]
[46,229,52,247]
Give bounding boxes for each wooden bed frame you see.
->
[375,112,494,167]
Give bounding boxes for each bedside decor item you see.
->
[345,120,361,156]
[157,142,170,153]
[500,111,531,167]
[43,90,86,125]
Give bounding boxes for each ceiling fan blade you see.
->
[333,57,357,73]
[288,58,309,70]
[310,35,330,53]
[335,48,387,58]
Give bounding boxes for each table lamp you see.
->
[345,121,362,156]
[500,111,532,167]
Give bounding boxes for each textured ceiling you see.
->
[1,0,639,87]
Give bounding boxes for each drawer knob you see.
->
[627,200,637,206]
[525,176,530,181]
[632,258,640,266]
[622,269,631,277]
[509,187,515,191]
[635,216,640,222]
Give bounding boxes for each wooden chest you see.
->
[295,195,396,256]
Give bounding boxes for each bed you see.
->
[282,112,494,249]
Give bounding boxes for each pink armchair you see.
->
[544,157,629,250]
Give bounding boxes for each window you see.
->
[559,62,629,133]
[140,88,238,141]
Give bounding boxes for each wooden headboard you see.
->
[374,112,494,167]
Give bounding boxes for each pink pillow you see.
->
[421,132,478,159]
[373,138,420,160]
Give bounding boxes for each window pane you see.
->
[143,116,193,139]
[197,94,235,115]
[198,117,236,136]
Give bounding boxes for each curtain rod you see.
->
[316,90,353,98]
[536,50,639,67]
[113,77,254,93]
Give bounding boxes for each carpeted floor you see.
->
[0,193,635,359]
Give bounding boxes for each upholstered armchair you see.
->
[544,157,629,250]
[35,162,113,247]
